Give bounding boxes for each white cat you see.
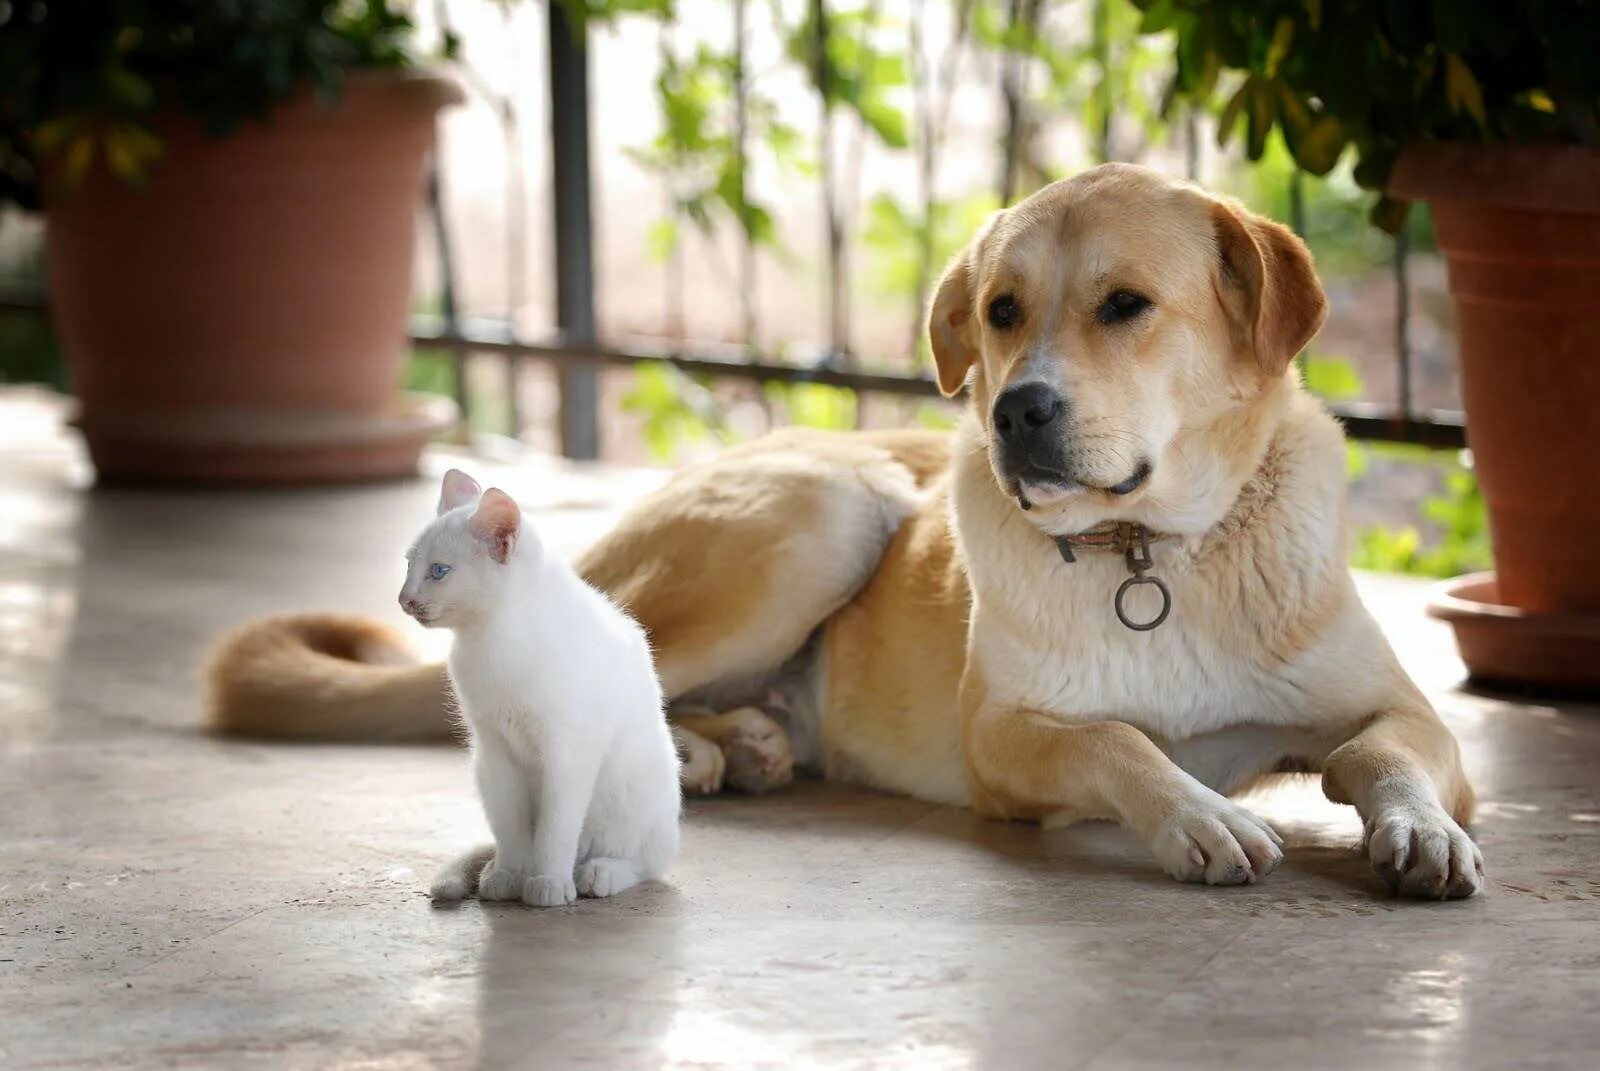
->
[403,469,681,907]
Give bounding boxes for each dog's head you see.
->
[930,164,1326,534]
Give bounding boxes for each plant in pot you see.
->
[0,1,464,483]
[1133,0,1600,692]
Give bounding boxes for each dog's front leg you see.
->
[963,706,1283,885]
[1322,698,1483,899]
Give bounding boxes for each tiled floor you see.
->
[3,388,1599,1070]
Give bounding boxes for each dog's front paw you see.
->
[1366,803,1483,899]
[1150,791,1284,885]
[477,864,529,902]
[522,873,577,908]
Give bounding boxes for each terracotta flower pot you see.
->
[1394,144,1600,689]
[45,68,464,484]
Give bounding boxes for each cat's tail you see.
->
[204,614,457,742]
[430,844,497,902]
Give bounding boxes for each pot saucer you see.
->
[1428,572,1600,697]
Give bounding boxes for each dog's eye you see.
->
[987,294,1022,330]
[1097,290,1151,325]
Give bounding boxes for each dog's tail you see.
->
[204,614,456,742]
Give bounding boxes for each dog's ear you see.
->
[1210,200,1327,376]
[928,250,979,397]
[929,215,1003,397]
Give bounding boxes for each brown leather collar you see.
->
[1052,522,1175,631]
[1052,521,1175,563]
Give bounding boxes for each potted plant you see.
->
[0,2,463,483]
[1136,0,1600,691]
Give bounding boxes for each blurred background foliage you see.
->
[0,0,429,211]
[0,0,1500,577]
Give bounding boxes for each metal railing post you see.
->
[548,1,600,460]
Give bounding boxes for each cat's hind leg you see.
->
[429,843,496,902]
[575,857,641,899]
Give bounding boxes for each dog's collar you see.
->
[1051,520,1174,561]
[1051,522,1174,632]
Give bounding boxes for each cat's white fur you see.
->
[403,469,681,907]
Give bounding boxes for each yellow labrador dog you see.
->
[209,164,1482,899]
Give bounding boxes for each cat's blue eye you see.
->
[427,563,452,581]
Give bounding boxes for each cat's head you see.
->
[398,469,527,629]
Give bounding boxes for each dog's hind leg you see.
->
[577,433,933,796]
[580,429,927,706]
[672,706,794,793]
[672,723,727,796]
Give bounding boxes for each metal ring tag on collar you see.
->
[1115,574,1171,631]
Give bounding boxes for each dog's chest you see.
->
[970,553,1303,739]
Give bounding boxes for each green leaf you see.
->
[60,137,96,193]
[1297,117,1346,175]
[1264,18,1295,79]
[1301,354,1364,401]
[1278,85,1345,177]
[1137,0,1178,35]
[1245,78,1274,160]
[645,217,679,263]
[1276,83,1312,138]
[104,66,156,112]
[1216,78,1251,148]
[1352,146,1399,190]
[857,97,909,149]
[1370,195,1410,235]
[103,125,163,183]
[1177,14,1212,95]
[1444,54,1488,127]
[870,53,909,90]
[1346,443,1370,481]
[745,202,776,246]
[767,382,857,430]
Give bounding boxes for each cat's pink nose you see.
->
[400,595,422,616]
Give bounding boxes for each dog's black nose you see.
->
[992,383,1064,444]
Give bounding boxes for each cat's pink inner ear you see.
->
[438,468,483,516]
[469,488,521,563]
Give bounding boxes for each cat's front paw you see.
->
[522,873,577,907]
[477,864,529,902]
[576,857,641,899]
